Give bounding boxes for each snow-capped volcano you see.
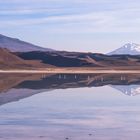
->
[108,43,140,55]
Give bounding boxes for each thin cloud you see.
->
[1,7,140,34]
[0,8,62,15]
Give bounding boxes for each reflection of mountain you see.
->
[110,85,140,96]
[0,74,53,106]
[16,74,140,97]
[15,73,140,89]
[0,73,52,92]
[0,73,140,106]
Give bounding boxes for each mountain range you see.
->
[0,34,140,69]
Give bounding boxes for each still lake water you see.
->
[0,73,140,140]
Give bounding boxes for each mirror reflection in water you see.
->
[0,73,140,140]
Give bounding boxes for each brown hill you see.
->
[0,48,51,69]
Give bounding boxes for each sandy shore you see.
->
[0,69,140,74]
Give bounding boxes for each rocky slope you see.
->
[0,48,50,69]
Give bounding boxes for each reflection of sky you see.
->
[0,86,140,139]
[1,0,140,53]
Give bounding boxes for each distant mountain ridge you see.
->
[108,43,140,55]
[0,34,53,52]
[0,34,140,55]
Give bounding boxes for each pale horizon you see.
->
[1,0,140,53]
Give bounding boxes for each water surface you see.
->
[0,73,140,140]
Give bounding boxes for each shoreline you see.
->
[0,69,140,74]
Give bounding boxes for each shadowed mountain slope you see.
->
[16,51,140,68]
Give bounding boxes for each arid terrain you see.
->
[0,34,140,72]
[1,47,140,72]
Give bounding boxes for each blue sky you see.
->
[0,0,140,53]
